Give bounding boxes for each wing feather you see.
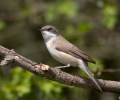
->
[55,36,96,64]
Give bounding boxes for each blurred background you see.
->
[0,0,120,100]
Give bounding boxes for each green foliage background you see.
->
[0,0,120,100]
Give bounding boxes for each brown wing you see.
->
[55,36,96,64]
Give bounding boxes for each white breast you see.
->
[45,38,78,67]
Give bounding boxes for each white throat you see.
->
[41,31,57,43]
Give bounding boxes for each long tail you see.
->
[78,60,102,92]
[84,68,102,92]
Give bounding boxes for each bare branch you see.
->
[0,45,120,94]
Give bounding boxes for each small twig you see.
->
[0,55,14,66]
[92,68,120,76]
[100,69,120,73]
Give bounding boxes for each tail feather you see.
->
[84,69,102,92]
[78,60,102,92]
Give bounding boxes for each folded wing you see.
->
[55,36,96,64]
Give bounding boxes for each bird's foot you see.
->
[55,64,70,69]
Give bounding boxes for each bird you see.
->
[39,25,102,92]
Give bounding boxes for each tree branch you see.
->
[0,45,120,95]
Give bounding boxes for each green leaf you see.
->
[45,1,78,22]
[102,5,117,29]
[77,21,94,33]
[58,1,78,18]
[45,5,56,22]
[39,81,64,95]
[1,67,32,100]
[0,20,6,31]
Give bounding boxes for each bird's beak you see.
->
[40,27,45,32]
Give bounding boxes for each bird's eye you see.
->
[47,27,52,31]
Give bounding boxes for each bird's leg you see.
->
[55,64,70,69]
